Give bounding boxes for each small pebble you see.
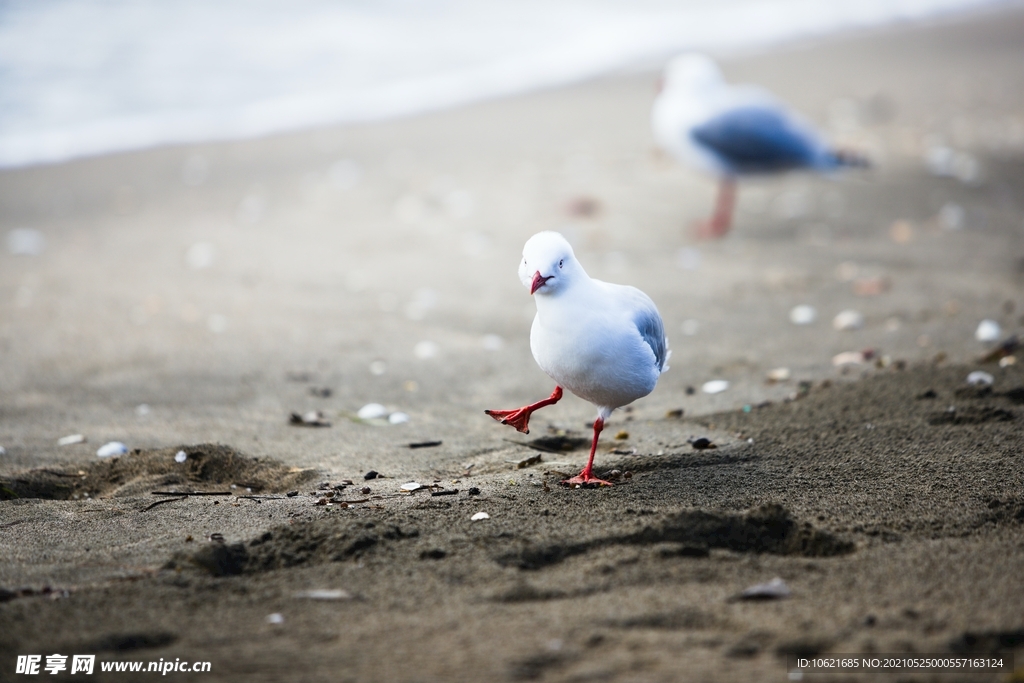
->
[975,319,1001,343]
[357,403,388,420]
[266,613,285,624]
[702,380,729,394]
[135,404,151,416]
[471,512,490,521]
[999,355,1017,367]
[467,487,481,496]
[966,371,994,386]
[833,310,864,331]
[174,450,187,463]
[388,412,410,424]
[286,491,299,497]
[360,486,371,495]
[766,367,790,382]
[364,470,380,480]
[789,305,816,325]
[57,434,85,446]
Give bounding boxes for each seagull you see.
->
[652,53,868,238]
[485,231,669,487]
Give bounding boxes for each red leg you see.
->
[561,416,614,487]
[694,178,736,239]
[485,386,562,434]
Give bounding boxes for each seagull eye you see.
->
[558,259,564,268]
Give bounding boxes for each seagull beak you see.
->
[530,271,553,295]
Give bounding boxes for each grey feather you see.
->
[633,300,669,373]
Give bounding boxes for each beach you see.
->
[2,6,1023,682]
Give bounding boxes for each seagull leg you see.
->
[561,416,614,487]
[695,178,736,239]
[484,386,562,434]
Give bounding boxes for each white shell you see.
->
[789,305,816,325]
[7,228,45,256]
[975,319,1001,343]
[741,577,791,599]
[481,334,504,351]
[414,340,439,359]
[832,310,864,331]
[57,434,85,446]
[388,412,410,424]
[966,371,994,386]
[357,403,388,420]
[701,380,729,394]
[471,512,490,521]
[400,482,423,491]
[831,351,864,366]
[294,589,352,600]
[97,442,128,458]
[174,450,188,463]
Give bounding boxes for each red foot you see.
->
[692,217,731,240]
[559,415,613,487]
[561,469,614,488]
[692,178,736,240]
[485,386,563,435]
[484,406,533,433]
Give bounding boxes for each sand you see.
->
[2,6,1024,682]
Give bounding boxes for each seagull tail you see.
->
[829,148,872,169]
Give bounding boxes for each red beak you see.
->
[530,271,552,295]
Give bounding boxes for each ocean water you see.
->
[0,0,1006,168]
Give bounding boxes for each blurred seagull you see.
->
[485,231,669,487]
[652,53,868,238]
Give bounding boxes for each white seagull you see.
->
[485,231,669,487]
[652,53,868,238]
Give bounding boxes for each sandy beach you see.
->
[2,6,1023,682]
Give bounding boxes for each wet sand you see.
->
[2,6,1024,682]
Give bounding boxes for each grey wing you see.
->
[631,295,669,373]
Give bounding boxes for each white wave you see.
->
[0,0,1007,168]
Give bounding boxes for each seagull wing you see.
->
[690,105,824,174]
[624,288,669,373]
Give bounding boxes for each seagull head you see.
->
[662,53,723,95]
[518,231,583,296]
